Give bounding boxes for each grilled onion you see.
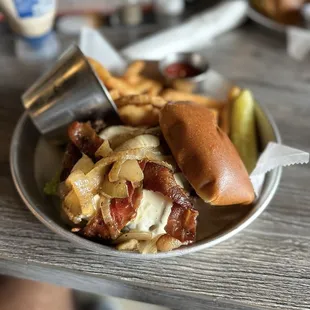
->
[63,190,82,224]
[116,239,139,251]
[156,234,182,252]
[114,134,160,152]
[99,195,119,239]
[72,154,94,174]
[109,159,144,183]
[66,170,97,218]
[114,231,153,244]
[95,140,113,158]
[86,148,173,192]
[137,235,163,254]
[99,126,161,149]
[100,177,129,198]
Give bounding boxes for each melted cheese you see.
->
[127,190,172,236]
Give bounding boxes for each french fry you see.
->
[105,77,137,95]
[219,103,231,135]
[171,79,195,93]
[228,86,241,102]
[230,89,258,173]
[126,75,142,85]
[147,80,163,96]
[118,104,159,127]
[87,57,111,83]
[135,78,155,94]
[124,60,145,77]
[115,95,167,109]
[161,89,223,109]
[124,61,145,84]
[130,77,163,95]
[109,89,120,101]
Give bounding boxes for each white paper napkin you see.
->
[287,26,310,61]
[121,0,248,60]
[250,142,309,195]
[80,27,127,74]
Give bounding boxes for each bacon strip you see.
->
[83,162,198,243]
[142,162,198,243]
[83,183,142,240]
[143,162,192,208]
[82,208,110,239]
[110,183,142,231]
[165,204,198,244]
[68,121,104,161]
[60,143,82,182]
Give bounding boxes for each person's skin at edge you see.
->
[0,276,74,310]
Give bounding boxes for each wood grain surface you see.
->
[1,25,310,310]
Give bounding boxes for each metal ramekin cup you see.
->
[159,52,209,90]
[22,44,118,144]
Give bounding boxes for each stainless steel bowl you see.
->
[22,44,118,144]
[10,101,282,259]
[247,3,286,33]
[248,0,309,32]
[158,52,231,99]
[159,52,209,85]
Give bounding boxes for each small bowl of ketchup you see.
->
[159,52,209,83]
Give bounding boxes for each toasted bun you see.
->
[159,102,255,205]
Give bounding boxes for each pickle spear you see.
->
[231,89,258,173]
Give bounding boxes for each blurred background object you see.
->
[153,0,185,16]
[0,0,60,63]
[250,0,308,26]
[0,276,74,310]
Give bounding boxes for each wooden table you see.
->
[1,25,310,310]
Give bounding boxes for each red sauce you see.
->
[164,62,203,79]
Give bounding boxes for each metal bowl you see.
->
[248,0,310,33]
[159,52,209,83]
[10,100,282,259]
[248,2,287,33]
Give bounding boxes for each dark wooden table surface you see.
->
[0,25,310,310]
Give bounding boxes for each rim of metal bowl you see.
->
[10,108,282,259]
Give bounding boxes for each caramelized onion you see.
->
[109,159,144,183]
[137,235,163,254]
[156,234,182,252]
[86,148,173,191]
[114,231,153,244]
[72,154,94,174]
[100,126,161,149]
[114,134,160,152]
[116,239,139,251]
[100,177,129,198]
[99,195,119,239]
[95,140,113,158]
[66,170,97,218]
[63,191,82,224]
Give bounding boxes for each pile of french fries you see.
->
[88,58,224,127]
[89,58,258,174]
